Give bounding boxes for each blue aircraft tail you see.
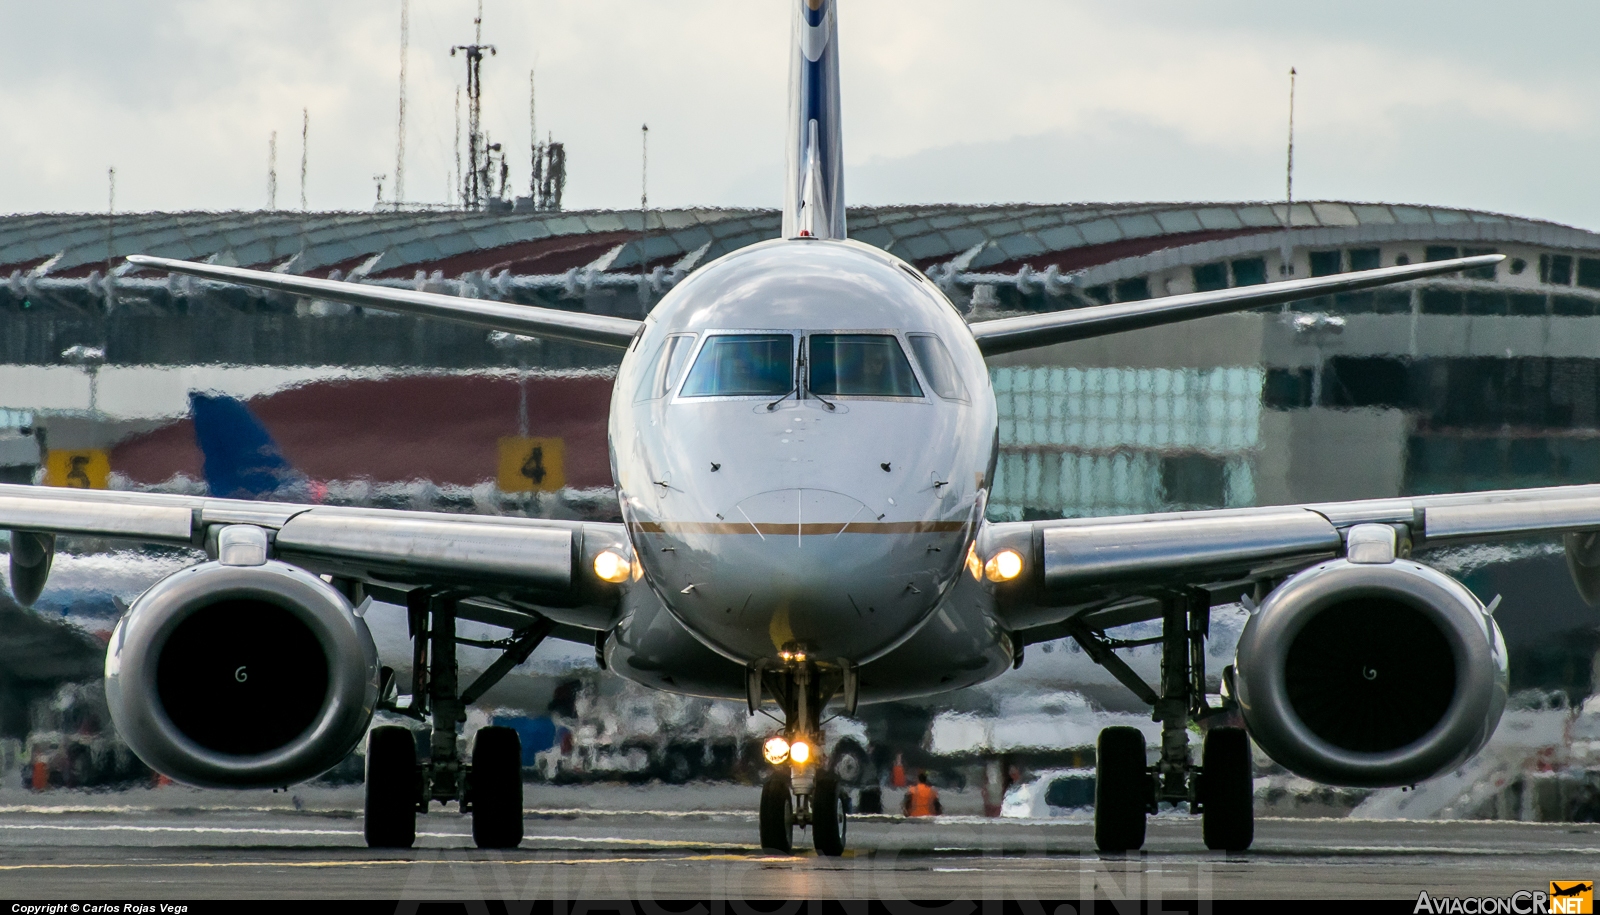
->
[782,0,846,241]
[188,391,307,500]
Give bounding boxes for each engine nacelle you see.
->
[9,530,55,606]
[1234,558,1507,787]
[105,560,380,788]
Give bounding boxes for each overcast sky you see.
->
[3,1,1600,229]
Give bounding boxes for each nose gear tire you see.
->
[812,773,847,856]
[1200,727,1254,851]
[759,771,794,853]
[363,726,419,849]
[1094,726,1150,853]
[470,726,524,850]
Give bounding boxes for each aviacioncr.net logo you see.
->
[1413,884,1591,914]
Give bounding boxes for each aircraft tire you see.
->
[830,741,870,786]
[364,726,418,849]
[759,770,794,853]
[812,773,847,857]
[1094,726,1149,853]
[471,726,524,850]
[1201,727,1254,852]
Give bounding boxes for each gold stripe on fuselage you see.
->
[629,520,966,535]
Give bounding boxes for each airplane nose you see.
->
[646,487,965,664]
[734,488,871,541]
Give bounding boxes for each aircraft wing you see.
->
[968,254,1503,356]
[0,482,627,632]
[125,255,642,350]
[983,481,1600,641]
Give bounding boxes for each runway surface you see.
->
[0,785,1596,900]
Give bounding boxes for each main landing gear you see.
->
[751,654,851,856]
[1070,589,1254,853]
[364,590,551,849]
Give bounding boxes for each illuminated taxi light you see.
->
[792,651,807,662]
[763,736,791,765]
[984,549,1024,583]
[789,740,811,765]
[966,543,982,580]
[593,550,632,583]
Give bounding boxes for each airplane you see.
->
[0,0,1577,856]
[186,391,315,502]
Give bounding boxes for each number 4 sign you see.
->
[497,437,565,493]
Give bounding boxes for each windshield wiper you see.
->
[769,337,804,411]
[795,336,837,411]
[766,383,798,412]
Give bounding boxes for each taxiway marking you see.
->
[0,854,775,873]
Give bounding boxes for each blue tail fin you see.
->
[782,0,846,241]
[188,392,304,500]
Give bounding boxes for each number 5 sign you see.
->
[497,437,565,493]
[45,449,110,489]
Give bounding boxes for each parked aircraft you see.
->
[0,0,1569,856]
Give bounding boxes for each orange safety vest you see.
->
[906,783,939,817]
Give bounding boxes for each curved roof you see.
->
[4,201,1597,283]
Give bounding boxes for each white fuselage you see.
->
[608,238,1001,673]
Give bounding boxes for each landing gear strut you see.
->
[363,590,549,850]
[753,657,848,856]
[1072,589,1254,853]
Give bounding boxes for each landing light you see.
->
[985,549,1024,583]
[763,736,791,765]
[593,550,632,583]
[789,740,812,765]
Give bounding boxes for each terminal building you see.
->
[3,201,1600,525]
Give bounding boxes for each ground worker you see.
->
[902,771,942,817]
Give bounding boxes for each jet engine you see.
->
[1233,557,1507,787]
[105,559,380,788]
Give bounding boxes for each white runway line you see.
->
[0,823,361,836]
[0,822,751,850]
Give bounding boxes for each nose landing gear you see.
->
[752,656,850,856]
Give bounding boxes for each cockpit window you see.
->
[679,334,795,397]
[808,334,923,398]
[635,333,697,401]
[907,333,968,401]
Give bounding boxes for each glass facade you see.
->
[988,366,1262,519]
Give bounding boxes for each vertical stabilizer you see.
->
[782,0,846,240]
[189,392,309,501]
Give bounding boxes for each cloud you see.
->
[0,1,1598,228]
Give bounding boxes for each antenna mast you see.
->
[299,108,309,211]
[395,0,409,209]
[267,131,277,210]
[454,88,461,208]
[105,167,116,310]
[451,1,496,210]
[1281,66,1296,277]
[640,124,650,287]
[527,69,566,212]
[537,69,544,204]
